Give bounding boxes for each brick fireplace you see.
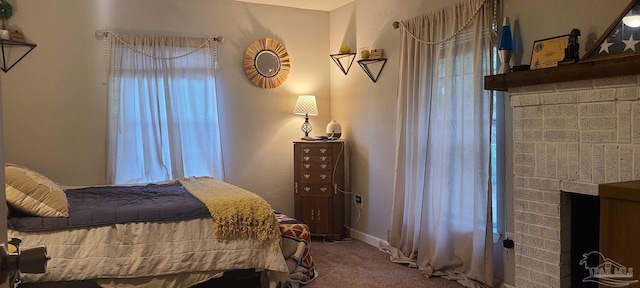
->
[505,74,640,287]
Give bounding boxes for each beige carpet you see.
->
[307,238,464,288]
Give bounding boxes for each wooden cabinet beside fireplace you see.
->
[598,181,640,288]
[294,140,346,238]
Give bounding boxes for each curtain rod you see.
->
[392,0,498,30]
[94,30,224,43]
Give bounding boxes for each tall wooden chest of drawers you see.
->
[293,140,346,238]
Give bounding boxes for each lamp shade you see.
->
[293,95,319,116]
[499,17,513,51]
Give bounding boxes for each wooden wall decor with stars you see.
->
[582,0,640,61]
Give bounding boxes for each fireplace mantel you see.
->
[484,54,640,91]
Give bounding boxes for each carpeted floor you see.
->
[305,238,464,288]
[193,238,465,288]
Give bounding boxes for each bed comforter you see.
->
[8,182,210,231]
[8,177,297,288]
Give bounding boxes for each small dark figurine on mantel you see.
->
[559,29,581,65]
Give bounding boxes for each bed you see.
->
[4,163,317,288]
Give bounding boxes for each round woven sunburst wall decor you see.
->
[243,38,290,89]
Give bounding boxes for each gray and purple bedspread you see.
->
[8,182,210,232]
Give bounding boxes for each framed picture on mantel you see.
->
[582,0,640,62]
[530,35,570,70]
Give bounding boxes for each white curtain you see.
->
[385,0,496,286]
[106,32,224,184]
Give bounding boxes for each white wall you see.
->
[329,0,455,243]
[503,0,628,67]
[330,0,629,233]
[0,79,6,244]
[0,0,631,285]
[2,0,331,214]
[329,0,629,285]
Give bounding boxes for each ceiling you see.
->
[234,0,354,11]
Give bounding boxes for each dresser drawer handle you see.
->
[320,164,327,169]
[304,148,310,153]
[320,187,327,192]
[320,156,327,161]
[320,148,327,153]
[304,187,311,192]
[304,156,310,161]
[304,164,311,169]
[320,174,327,180]
[304,174,310,179]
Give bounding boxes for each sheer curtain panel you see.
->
[106,32,224,184]
[384,0,496,287]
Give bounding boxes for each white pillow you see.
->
[5,163,69,217]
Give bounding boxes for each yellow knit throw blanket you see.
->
[178,177,281,249]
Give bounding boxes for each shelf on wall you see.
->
[330,53,356,75]
[484,54,640,91]
[0,38,37,73]
[358,58,387,83]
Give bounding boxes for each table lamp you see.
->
[293,95,318,140]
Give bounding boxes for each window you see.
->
[492,92,505,234]
[106,33,224,184]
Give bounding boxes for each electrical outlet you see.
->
[354,194,363,208]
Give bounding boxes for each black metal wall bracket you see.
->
[330,53,356,75]
[0,38,37,73]
[358,58,387,83]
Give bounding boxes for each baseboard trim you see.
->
[349,228,389,248]
[502,283,515,288]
